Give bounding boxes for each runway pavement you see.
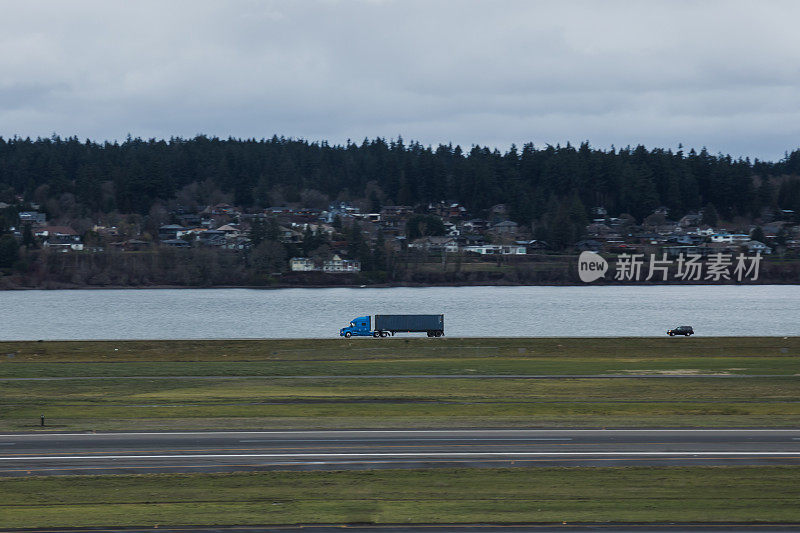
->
[1,428,800,476]
[0,374,788,380]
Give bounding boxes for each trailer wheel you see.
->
[345,332,352,338]
[435,331,443,337]
[426,331,433,337]
[381,331,389,338]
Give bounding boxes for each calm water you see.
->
[0,285,798,340]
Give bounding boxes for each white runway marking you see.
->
[237,437,574,443]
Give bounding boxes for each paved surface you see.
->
[0,374,790,380]
[7,524,800,532]
[2,429,800,476]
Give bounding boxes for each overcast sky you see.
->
[1,0,798,160]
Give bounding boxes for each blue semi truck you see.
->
[340,314,445,338]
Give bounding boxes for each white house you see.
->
[290,257,317,271]
[710,233,733,243]
[323,255,361,273]
[464,245,527,255]
[36,226,84,252]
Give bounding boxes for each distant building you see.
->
[209,203,238,216]
[290,257,317,272]
[19,211,46,225]
[408,236,459,253]
[36,226,83,251]
[458,234,486,247]
[278,226,303,244]
[34,226,78,238]
[464,244,526,255]
[42,235,84,252]
[380,205,413,218]
[488,220,519,236]
[516,239,548,250]
[198,229,226,246]
[678,213,702,228]
[158,224,186,241]
[461,219,487,232]
[710,233,749,244]
[323,254,361,273]
[216,224,241,237]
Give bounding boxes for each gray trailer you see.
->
[375,314,444,337]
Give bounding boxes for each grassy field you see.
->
[0,337,798,430]
[1,467,799,527]
[3,376,800,430]
[3,337,800,362]
[1,338,799,379]
[2,339,799,527]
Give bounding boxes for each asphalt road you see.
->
[0,374,788,380]
[1,429,800,476]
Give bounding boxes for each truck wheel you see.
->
[373,332,379,338]
[345,332,352,338]
[381,331,389,338]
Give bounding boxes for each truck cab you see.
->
[340,316,372,337]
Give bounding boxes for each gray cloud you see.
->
[0,0,798,159]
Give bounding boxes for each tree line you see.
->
[0,135,799,231]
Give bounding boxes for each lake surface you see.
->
[0,285,798,340]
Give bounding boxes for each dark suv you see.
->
[667,325,694,336]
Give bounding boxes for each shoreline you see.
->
[0,280,795,290]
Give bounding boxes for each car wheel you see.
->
[345,332,351,338]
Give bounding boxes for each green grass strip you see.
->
[1,467,799,527]
[2,337,800,363]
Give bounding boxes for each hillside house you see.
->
[158,225,186,241]
[19,211,46,225]
[408,236,459,253]
[290,257,317,271]
[464,244,527,255]
[488,220,519,237]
